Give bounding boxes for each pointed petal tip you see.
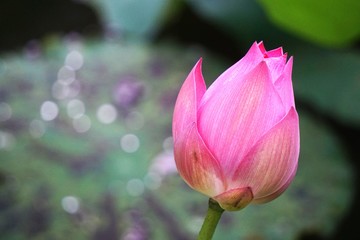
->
[257,41,265,52]
[265,47,284,58]
[257,60,272,76]
[172,58,206,140]
[286,57,294,79]
[192,58,203,77]
[286,56,294,66]
[195,57,203,66]
[288,106,298,117]
[247,41,264,56]
[283,56,294,76]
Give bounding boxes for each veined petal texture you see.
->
[231,108,299,200]
[198,61,286,176]
[174,123,226,197]
[172,59,205,140]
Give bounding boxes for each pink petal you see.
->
[172,59,206,140]
[199,42,264,105]
[257,41,266,53]
[252,165,297,204]
[257,42,287,82]
[198,61,286,176]
[257,42,283,58]
[174,123,226,196]
[265,47,284,58]
[274,57,295,110]
[230,107,300,200]
[264,54,287,83]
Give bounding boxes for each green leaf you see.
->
[292,45,360,125]
[257,0,360,47]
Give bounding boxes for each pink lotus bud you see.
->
[172,42,300,211]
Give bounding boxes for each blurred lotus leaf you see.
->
[292,45,360,125]
[90,0,179,39]
[257,0,360,47]
[185,0,293,47]
[0,38,221,239]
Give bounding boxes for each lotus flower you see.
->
[172,42,300,211]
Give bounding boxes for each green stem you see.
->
[197,198,224,240]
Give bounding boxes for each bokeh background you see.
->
[1,0,359,239]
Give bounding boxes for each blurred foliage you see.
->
[0,38,222,239]
[1,0,360,239]
[185,0,283,46]
[89,0,181,39]
[258,0,360,47]
[187,0,360,48]
[291,45,360,125]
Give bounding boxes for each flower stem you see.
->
[197,198,224,240]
